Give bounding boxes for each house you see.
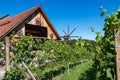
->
[0,5,61,41]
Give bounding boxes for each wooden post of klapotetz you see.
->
[5,36,10,71]
[114,29,120,80]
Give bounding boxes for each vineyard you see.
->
[0,7,120,80]
[0,36,94,80]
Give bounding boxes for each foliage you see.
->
[0,41,5,58]
[4,35,94,79]
[31,38,94,79]
[92,7,120,80]
[4,36,41,80]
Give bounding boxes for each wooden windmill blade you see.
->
[68,25,70,35]
[62,30,67,36]
[69,28,76,36]
[69,36,79,40]
[70,36,79,38]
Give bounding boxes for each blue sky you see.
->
[0,0,120,40]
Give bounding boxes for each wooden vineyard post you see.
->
[5,36,10,71]
[21,61,36,80]
[115,29,120,80]
[68,63,70,74]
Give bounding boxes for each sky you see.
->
[0,0,120,40]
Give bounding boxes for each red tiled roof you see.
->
[0,5,61,40]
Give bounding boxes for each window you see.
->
[25,24,48,37]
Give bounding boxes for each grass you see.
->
[57,61,94,80]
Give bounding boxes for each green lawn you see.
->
[55,61,94,80]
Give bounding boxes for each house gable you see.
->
[27,12,58,39]
[0,5,61,40]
